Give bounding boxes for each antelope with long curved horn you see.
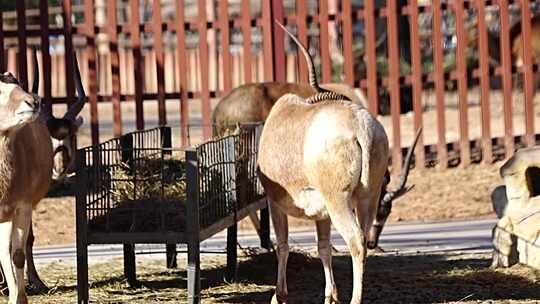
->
[257,21,420,304]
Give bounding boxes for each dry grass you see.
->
[3,250,539,304]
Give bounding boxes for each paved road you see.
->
[33,218,497,265]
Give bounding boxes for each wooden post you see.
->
[15,1,28,90]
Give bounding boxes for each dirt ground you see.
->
[3,249,538,304]
[34,160,502,246]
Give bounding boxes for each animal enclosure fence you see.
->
[75,124,269,304]
[2,1,540,169]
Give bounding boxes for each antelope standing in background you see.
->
[257,22,420,304]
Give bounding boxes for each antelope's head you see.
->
[0,72,41,133]
[367,128,422,249]
[31,49,86,181]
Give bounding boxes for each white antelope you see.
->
[257,22,420,304]
[0,51,86,303]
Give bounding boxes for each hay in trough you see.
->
[87,154,231,233]
[111,156,187,204]
[89,155,188,233]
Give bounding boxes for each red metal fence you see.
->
[1,0,539,169]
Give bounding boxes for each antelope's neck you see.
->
[0,134,15,203]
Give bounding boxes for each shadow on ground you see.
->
[203,251,540,303]
[17,250,540,304]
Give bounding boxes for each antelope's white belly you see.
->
[293,187,329,220]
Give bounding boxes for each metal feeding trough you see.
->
[75,126,270,304]
[491,147,540,269]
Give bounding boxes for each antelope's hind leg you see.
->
[325,192,366,304]
[316,218,339,304]
[269,203,289,304]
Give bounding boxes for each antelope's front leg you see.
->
[316,219,339,304]
[270,203,289,304]
[11,206,31,304]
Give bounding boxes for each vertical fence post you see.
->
[520,0,535,147]
[152,0,167,125]
[319,0,331,83]
[364,0,379,114]
[186,148,200,304]
[197,0,212,139]
[262,0,274,81]
[296,0,309,84]
[271,0,286,82]
[108,0,123,137]
[341,0,354,87]
[432,0,448,168]
[16,1,28,90]
[39,0,52,112]
[455,0,471,166]
[241,0,252,83]
[408,0,425,168]
[63,0,75,107]
[130,0,144,130]
[175,1,190,146]
[75,150,89,304]
[387,0,402,171]
[84,0,100,145]
[499,0,514,157]
[0,7,4,72]
[476,0,493,163]
[219,0,233,92]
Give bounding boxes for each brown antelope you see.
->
[0,50,86,303]
[213,82,367,137]
[257,21,419,304]
[0,71,53,304]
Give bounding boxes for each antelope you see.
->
[0,50,86,298]
[213,82,367,137]
[0,70,53,304]
[257,22,419,304]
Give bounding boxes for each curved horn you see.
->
[381,127,423,204]
[63,52,86,120]
[31,47,39,94]
[275,20,321,92]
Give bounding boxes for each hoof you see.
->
[271,293,287,304]
[27,280,49,295]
